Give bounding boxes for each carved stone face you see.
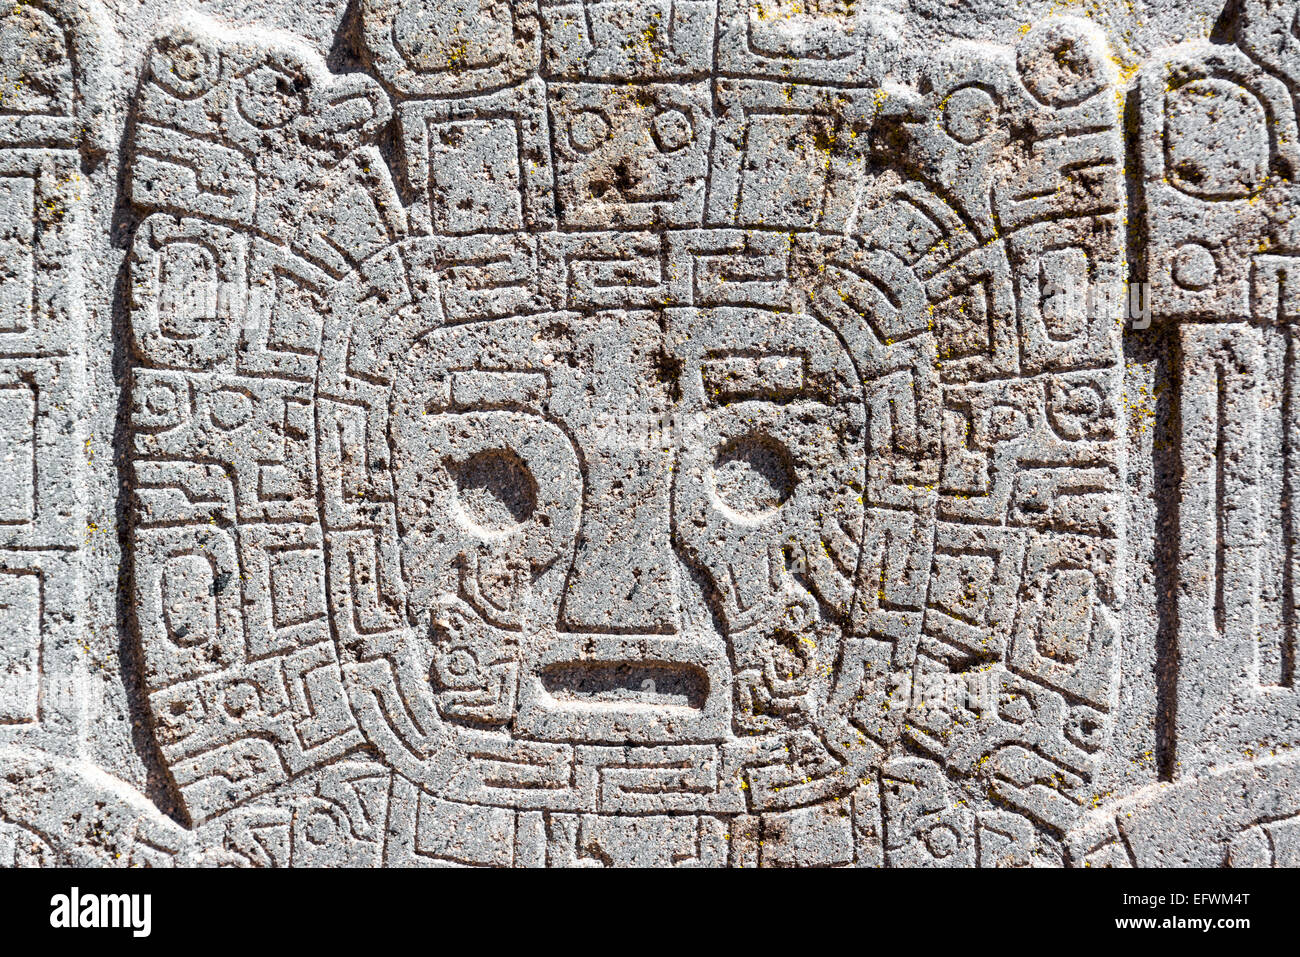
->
[389,307,864,744]
[115,7,1140,867]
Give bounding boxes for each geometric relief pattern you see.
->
[120,4,1129,866]
[0,0,105,759]
[125,15,389,823]
[0,0,1259,869]
[1137,0,1300,776]
[2,0,1300,872]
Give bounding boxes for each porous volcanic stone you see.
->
[2,0,1299,867]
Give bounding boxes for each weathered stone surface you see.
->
[0,0,1297,866]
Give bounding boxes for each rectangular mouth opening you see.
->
[539,661,709,711]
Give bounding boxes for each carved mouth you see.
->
[539,660,709,711]
[514,633,731,745]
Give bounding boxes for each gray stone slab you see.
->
[0,0,1297,866]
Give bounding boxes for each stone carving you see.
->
[114,5,1123,866]
[0,0,107,765]
[0,0,1295,866]
[1136,0,1300,778]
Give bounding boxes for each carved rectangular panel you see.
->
[0,571,40,724]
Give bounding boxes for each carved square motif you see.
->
[362,0,541,97]
[548,81,712,228]
[397,79,555,235]
[715,0,900,83]
[540,0,716,79]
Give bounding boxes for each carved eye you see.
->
[210,388,253,431]
[942,86,996,145]
[299,804,343,847]
[568,109,611,152]
[1016,21,1107,107]
[149,33,220,99]
[1171,242,1217,291]
[924,824,961,860]
[1164,79,1268,200]
[651,108,693,152]
[451,449,538,534]
[238,63,304,129]
[710,434,797,520]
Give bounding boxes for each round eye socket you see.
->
[942,86,997,145]
[238,63,304,129]
[149,34,220,99]
[452,449,537,534]
[568,109,611,152]
[651,108,693,152]
[710,434,797,520]
[210,388,253,431]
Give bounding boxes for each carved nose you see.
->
[558,443,680,634]
[550,313,682,635]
